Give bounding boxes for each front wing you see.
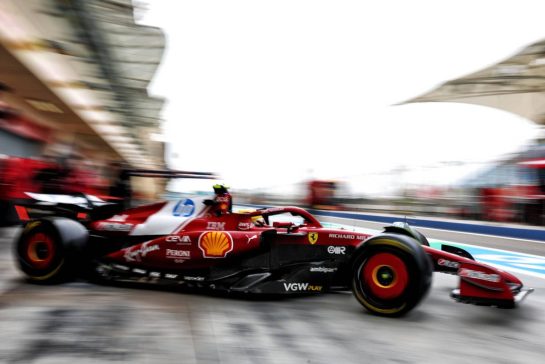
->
[424,245,534,308]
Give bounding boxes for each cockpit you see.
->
[244,207,322,230]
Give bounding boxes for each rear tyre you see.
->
[351,234,432,317]
[15,219,86,283]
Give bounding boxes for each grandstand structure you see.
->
[407,38,545,129]
[407,39,545,224]
[0,0,165,168]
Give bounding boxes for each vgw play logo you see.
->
[283,283,322,292]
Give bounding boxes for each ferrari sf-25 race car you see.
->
[14,191,533,317]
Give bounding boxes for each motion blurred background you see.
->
[0,0,544,227]
[1,2,545,364]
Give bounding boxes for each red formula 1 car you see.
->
[14,188,533,317]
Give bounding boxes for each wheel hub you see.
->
[26,233,55,268]
[362,252,409,300]
[374,265,396,288]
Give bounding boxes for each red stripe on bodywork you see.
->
[14,205,29,221]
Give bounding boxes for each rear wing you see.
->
[14,169,219,223]
[15,193,123,222]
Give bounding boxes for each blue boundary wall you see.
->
[308,209,545,242]
[236,204,544,242]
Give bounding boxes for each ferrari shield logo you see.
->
[308,232,319,245]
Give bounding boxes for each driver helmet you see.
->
[213,184,229,194]
[251,215,266,227]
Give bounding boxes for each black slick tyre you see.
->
[15,220,75,283]
[412,229,430,246]
[351,234,432,317]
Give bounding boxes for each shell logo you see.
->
[198,231,233,258]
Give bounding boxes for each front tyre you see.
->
[351,234,432,317]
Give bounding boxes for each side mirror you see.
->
[273,221,294,229]
[203,199,216,206]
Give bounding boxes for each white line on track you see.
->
[411,224,545,245]
[431,238,545,260]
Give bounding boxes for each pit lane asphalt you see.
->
[1,226,545,364]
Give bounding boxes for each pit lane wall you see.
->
[308,209,545,242]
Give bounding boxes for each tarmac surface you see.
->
[1,224,545,364]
